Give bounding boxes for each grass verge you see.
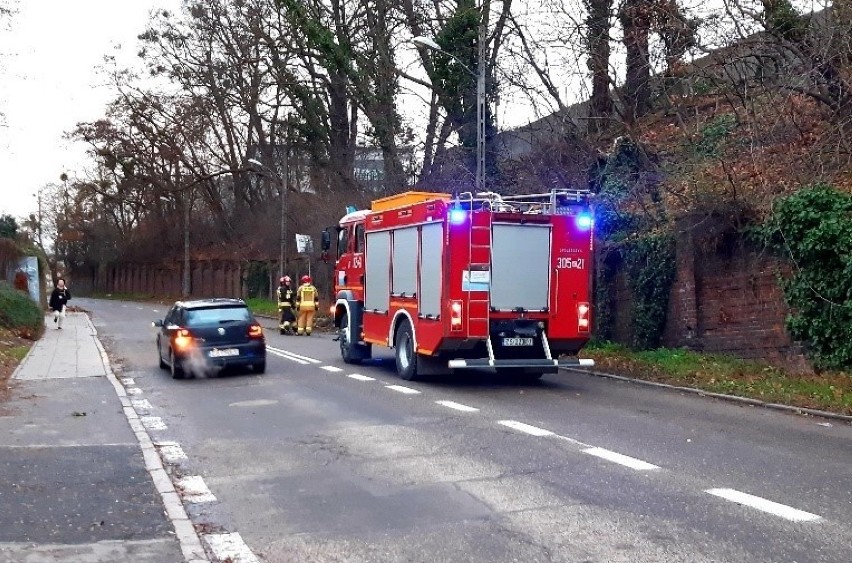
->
[583,341,852,416]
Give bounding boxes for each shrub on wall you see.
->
[756,185,852,370]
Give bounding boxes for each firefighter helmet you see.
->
[280,276,291,284]
[301,275,311,284]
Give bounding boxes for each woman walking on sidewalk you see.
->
[49,278,71,329]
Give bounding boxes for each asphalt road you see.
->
[79,297,852,563]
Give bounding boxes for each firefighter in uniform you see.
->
[276,276,296,334]
[295,275,319,336]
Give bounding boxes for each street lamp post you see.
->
[413,25,486,193]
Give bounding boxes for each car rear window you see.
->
[185,306,251,326]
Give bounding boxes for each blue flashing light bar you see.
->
[575,213,594,230]
[449,208,467,225]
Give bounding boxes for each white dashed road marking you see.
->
[267,346,322,364]
[347,373,376,381]
[321,366,344,373]
[131,399,153,410]
[155,441,188,463]
[141,416,168,431]
[498,420,554,437]
[126,387,143,395]
[705,488,821,522]
[582,447,660,471]
[229,399,279,407]
[120,377,135,385]
[385,384,421,395]
[176,475,217,503]
[205,532,260,563]
[436,400,479,413]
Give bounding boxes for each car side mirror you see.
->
[321,229,331,252]
[152,320,163,328]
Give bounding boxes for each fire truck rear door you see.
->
[490,223,551,311]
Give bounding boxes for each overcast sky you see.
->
[0,0,181,221]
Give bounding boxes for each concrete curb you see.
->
[83,314,211,562]
[564,367,852,424]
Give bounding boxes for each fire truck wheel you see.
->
[394,322,419,381]
[339,313,363,364]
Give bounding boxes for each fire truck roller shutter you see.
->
[365,231,391,312]
[491,224,551,312]
[419,222,443,318]
[391,227,418,297]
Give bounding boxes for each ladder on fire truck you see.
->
[458,192,490,339]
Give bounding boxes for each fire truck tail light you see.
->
[577,302,590,333]
[450,300,463,330]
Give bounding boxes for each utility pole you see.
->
[280,120,289,279]
[476,12,486,194]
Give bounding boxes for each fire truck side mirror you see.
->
[320,229,331,252]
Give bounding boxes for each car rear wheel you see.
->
[253,361,266,374]
[157,341,167,370]
[169,349,185,379]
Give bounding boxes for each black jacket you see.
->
[49,287,71,310]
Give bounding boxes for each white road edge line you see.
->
[267,349,309,365]
[582,447,660,471]
[436,400,479,413]
[205,533,260,563]
[266,346,322,363]
[83,314,209,562]
[705,488,822,522]
[321,365,344,372]
[498,420,554,437]
[176,475,217,503]
[385,384,421,395]
[347,373,376,381]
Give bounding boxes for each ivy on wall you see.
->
[624,233,677,350]
[755,185,852,370]
[591,136,676,350]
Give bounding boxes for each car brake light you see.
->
[248,324,264,338]
[450,300,463,331]
[173,328,193,349]
[577,302,590,333]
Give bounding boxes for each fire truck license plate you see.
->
[502,337,534,347]
[209,348,239,358]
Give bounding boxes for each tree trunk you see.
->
[619,0,652,124]
[586,0,613,133]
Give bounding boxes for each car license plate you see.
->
[502,337,534,347]
[209,348,239,358]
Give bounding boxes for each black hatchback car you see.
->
[154,298,266,378]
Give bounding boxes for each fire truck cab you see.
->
[323,190,595,380]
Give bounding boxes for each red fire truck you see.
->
[321,190,596,380]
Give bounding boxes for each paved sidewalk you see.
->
[0,313,191,563]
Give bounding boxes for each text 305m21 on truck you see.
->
[322,190,596,381]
